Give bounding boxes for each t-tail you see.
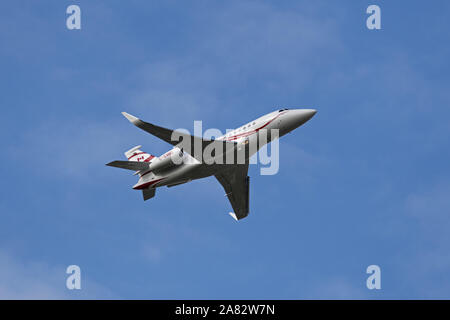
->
[124,145,155,163]
[106,145,158,201]
[106,145,156,174]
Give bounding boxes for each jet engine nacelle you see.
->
[148,148,183,172]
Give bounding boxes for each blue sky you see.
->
[1,0,450,299]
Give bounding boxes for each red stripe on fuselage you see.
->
[133,178,165,190]
[223,111,285,141]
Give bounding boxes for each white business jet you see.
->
[107,108,316,220]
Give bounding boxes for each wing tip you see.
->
[228,212,239,221]
[122,112,139,124]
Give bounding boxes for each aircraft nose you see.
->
[280,109,317,135]
[299,109,317,122]
[291,109,317,126]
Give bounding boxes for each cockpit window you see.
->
[279,108,289,112]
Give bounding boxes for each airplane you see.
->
[106,108,317,220]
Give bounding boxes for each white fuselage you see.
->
[132,109,316,190]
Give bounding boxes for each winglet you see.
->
[122,112,139,124]
[228,212,238,221]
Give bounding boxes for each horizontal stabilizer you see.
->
[106,160,149,171]
[124,145,142,158]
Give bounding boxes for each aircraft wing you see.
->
[106,160,149,171]
[215,164,250,220]
[122,112,235,163]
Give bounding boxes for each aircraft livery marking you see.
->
[133,178,166,190]
[128,152,147,160]
[224,111,286,141]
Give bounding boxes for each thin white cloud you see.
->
[0,249,117,299]
[305,277,368,299]
[12,117,136,179]
[389,182,450,298]
[125,1,342,126]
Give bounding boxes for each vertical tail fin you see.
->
[124,145,155,163]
